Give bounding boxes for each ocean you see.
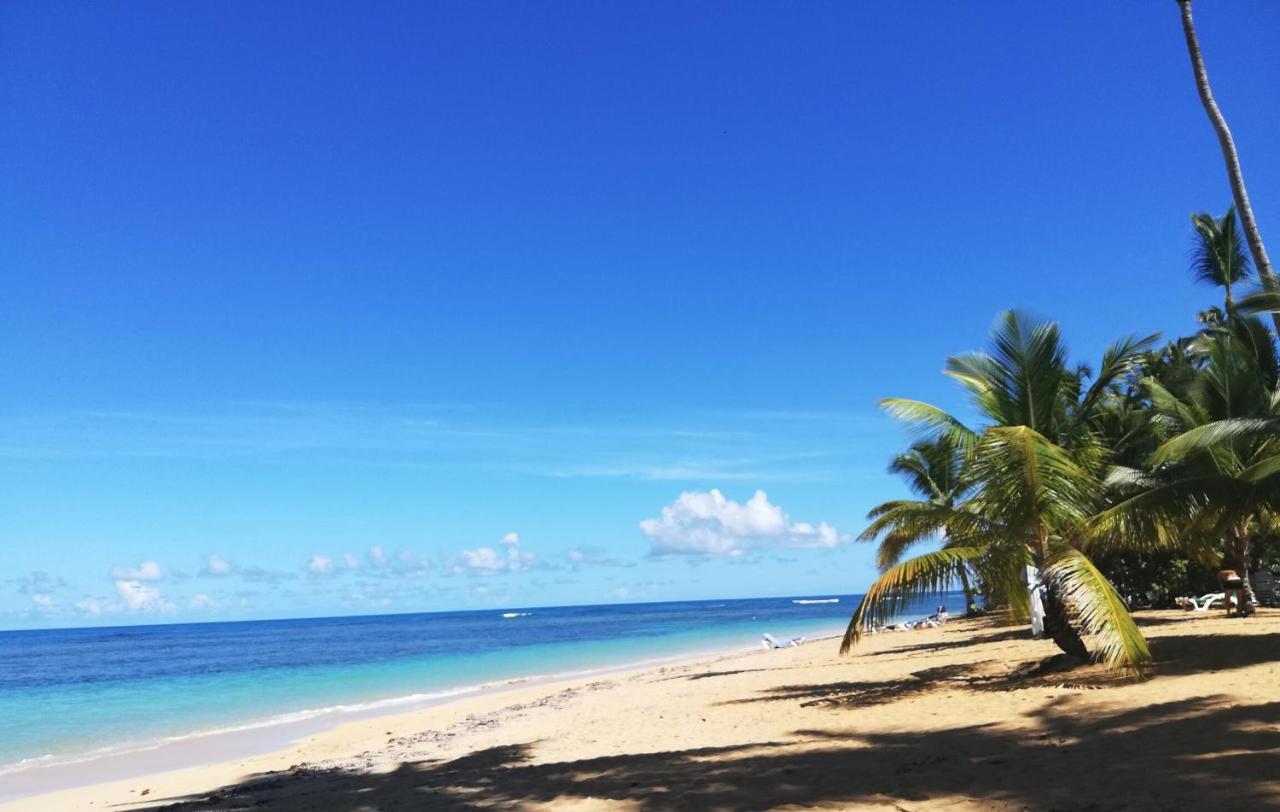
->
[0,593,965,795]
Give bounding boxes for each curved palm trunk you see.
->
[1033,531,1089,660]
[1177,0,1280,335]
[1043,581,1089,660]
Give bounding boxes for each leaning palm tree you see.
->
[1190,207,1252,314]
[1175,0,1278,334]
[843,312,1155,672]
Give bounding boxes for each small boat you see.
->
[792,598,839,605]
[501,612,532,618]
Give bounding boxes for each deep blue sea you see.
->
[0,593,964,784]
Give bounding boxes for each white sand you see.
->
[6,609,1280,810]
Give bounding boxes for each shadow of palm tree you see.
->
[136,696,1280,811]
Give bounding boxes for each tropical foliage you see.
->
[844,206,1280,675]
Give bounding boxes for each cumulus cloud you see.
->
[307,555,336,575]
[451,534,536,575]
[201,554,235,576]
[343,553,359,570]
[368,546,388,567]
[30,593,55,610]
[190,593,215,609]
[640,489,846,556]
[115,579,174,612]
[110,561,164,581]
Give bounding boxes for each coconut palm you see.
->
[1091,316,1280,604]
[1176,0,1278,334]
[860,436,978,610]
[1190,207,1252,314]
[844,311,1156,672]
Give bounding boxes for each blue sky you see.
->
[2,2,1278,628]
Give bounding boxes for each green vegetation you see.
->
[844,208,1280,674]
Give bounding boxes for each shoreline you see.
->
[0,628,841,804]
[12,610,1278,810]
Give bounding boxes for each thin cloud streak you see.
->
[0,402,881,483]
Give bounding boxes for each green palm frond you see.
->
[1087,474,1242,555]
[1190,207,1251,292]
[839,546,988,655]
[968,426,1098,536]
[1043,545,1151,673]
[1237,289,1280,316]
[878,398,978,450]
[1150,417,1280,463]
[1078,333,1161,420]
[1240,454,1280,483]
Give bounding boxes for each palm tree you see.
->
[1092,316,1280,605]
[860,436,978,611]
[843,312,1156,672]
[1190,207,1252,314]
[1175,0,1279,334]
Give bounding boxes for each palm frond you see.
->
[1043,545,1151,673]
[878,398,978,450]
[839,546,987,655]
[1150,418,1280,463]
[1078,333,1161,421]
[1087,474,1243,555]
[1237,289,1280,316]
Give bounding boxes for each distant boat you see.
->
[792,598,839,605]
[501,612,532,618]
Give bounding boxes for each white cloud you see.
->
[115,579,174,612]
[343,553,359,570]
[640,489,846,556]
[452,534,536,575]
[110,560,163,581]
[30,593,55,610]
[307,555,335,575]
[369,546,388,567]
[202,554,235,576]
[190,593,215,609]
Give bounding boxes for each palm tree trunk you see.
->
[1033,531,1089,660]
[1233,528,1256,606]
[958,566,975,613]
[1176,0,1280,335]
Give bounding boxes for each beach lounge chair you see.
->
[1175,592,1226,612]
[761,633,805,649]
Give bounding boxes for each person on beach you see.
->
[1217,569,1253,617]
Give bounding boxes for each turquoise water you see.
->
[0,594,964,775]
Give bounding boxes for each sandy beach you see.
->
[5,609,1278,811]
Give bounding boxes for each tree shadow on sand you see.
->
[135,696,1279,811]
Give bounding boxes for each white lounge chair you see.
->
[762,633,806,649]
[1176,592,1227,612]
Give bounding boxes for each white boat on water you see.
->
[501,612,532,618]
[792,598,839,605]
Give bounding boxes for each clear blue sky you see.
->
[2,2,1278,628]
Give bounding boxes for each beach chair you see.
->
[761,633,805,649]
[1175,592,1225,612]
